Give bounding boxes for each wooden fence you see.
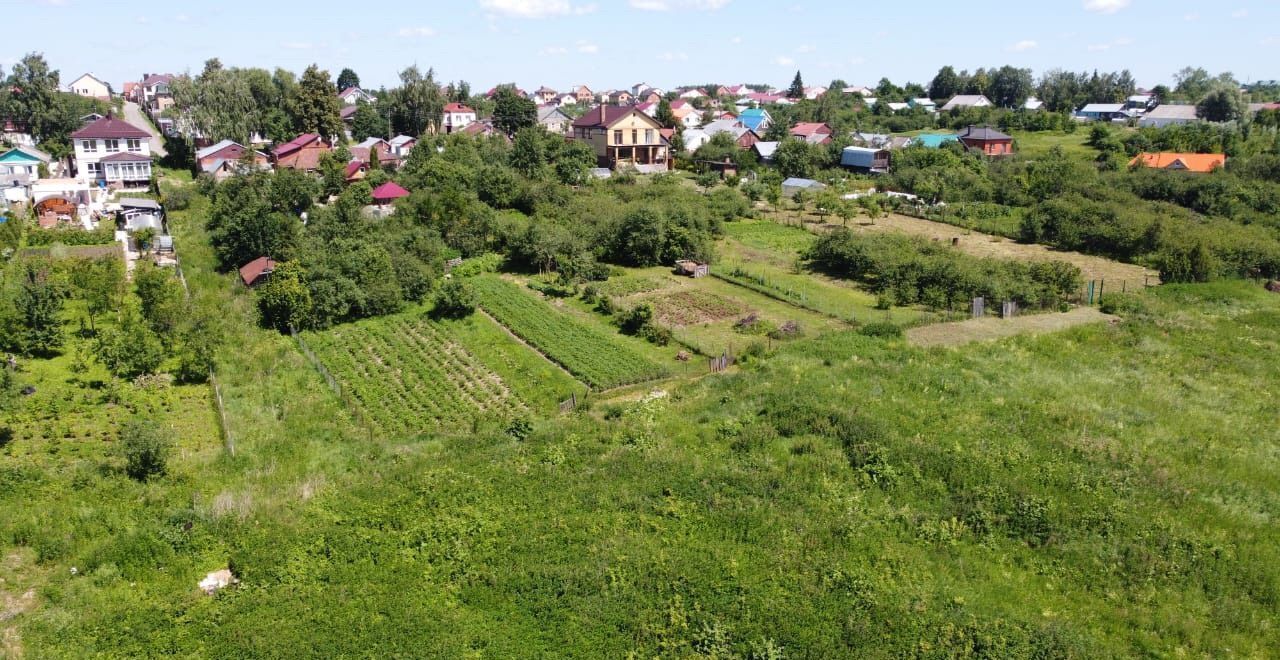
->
[171,255,235,456]
[290,325,377,441]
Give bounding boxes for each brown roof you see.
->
[571,105,655,129]
[99,151,151,162]
[273,133,321,158]
[71,116,151,140]
[238,257,276,287]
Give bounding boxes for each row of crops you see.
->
[472,276,669,390]
[303,315,528,435]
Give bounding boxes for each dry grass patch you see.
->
[649,290,749,326]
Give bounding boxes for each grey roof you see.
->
[958,126,1012,141]
[200,158,228,173]
[355,137,386,149]
[841,146,887,169]
[1143,104,1198,120]
[781,177,825,189]
[195,139,238,160]
[537,105,570,122]
[753,141,778,159]
[388,135,415,147]
[118,197,162,211]
[1078,103,1125,113]
[941,95,991,110]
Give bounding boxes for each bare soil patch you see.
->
[908,306,1117,348]
[649,290,749,326]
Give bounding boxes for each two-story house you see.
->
[571,105,669,172]
[0,146,52,204]
[443,103,477,134]
[140,73,174,111]
[70,116,153,188]
[337,87,376,106]
[196,139,270,181]
[533,86,559,105]
[67,73,112,100]
[573,85,595,105]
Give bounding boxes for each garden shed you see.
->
[782,177,826,198]
[674,259,709,278]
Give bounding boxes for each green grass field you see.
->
[1009,129,1096,161]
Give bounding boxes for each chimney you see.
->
[599,104,606,124]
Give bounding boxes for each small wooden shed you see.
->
[674,259,709,278]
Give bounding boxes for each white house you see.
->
[442,103,477,134]
[140,73,174,109]
[388,135,416,158]
[940,95,993,111]
[1138,104,1200,128]
[538,105,572,134]
[681,128,711,152]
[0,146,52,204]
[68,73,111,100]
[337,86,376,105]
[70,116,152,188]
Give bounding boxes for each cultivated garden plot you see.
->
[472,276,670,390]
[302,315,529,435]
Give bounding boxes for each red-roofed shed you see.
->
[239,257,276,287]
[371,181,410,204]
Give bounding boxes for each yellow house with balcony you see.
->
[570,105,670,172]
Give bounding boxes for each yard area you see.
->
[907,306,1118,347]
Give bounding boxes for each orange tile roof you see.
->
[1130,152,1226,173]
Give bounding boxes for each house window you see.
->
[644,129,654,144]
[82,139,98,153]
[127,139,141,152]
[86,162,99,174]
[631,130,638,144]
[104,139,119,153]
[613,130,622,144]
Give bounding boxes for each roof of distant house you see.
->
[344,160,365,179]
[791,122,831,137]
[355,137,388,149]
[196,139,240,160]
[1130,152,1226,173]
[1078,103,1126,113]
[337,87,363,98]
[572,105,646,129]
[1143,104,1199,120]
[141,73,173,87]
[371,181,410,202]
[239,257,276,287]
[941,95,990,110]
[537,105,570,121]
[782,177,825,189]
[444,102,475,113]
[340,105,358,120]
[70,116,151,140]
[753,141,779,159]
[273,133,322,158]
[99,151,152,162]
[958,126,1012,141]
[913,133,960,148]
[389,135,415,147]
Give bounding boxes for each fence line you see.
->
[170,254,235,456]
[290,325,377,441]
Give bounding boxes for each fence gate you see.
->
[1001,300,1018,318]
[709,351,734,373]
[971,297,985,319]
[558,392,578,414]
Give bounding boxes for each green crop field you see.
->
[472,276,669,389]
[302,314,531,435]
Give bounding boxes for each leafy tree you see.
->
[787,71,805,99]
[493,86,537,136]
[69,256,124,332]
[134,262,186,343]
[336,68,360,91]
[695,171,719,194]
[990,66,1034,108]
[294,64,344,139]
[510,127,547,178]
[931,66,962,99]
[256,261,312,331]
[14,262,64,356]
[431,278,476,318]
[1196,85,1244,122]
[175,293,224,383]
[350,100,385,142]
[207,173,304,270]
[655,97,677,129]
[118,419,172,481]
[318,146,352,197]
[169,59,259,144]
[95,305,165,378]
[552,140,598,185]
[965,68,991,96]
[388,65,445,136]
[1174,66,1213,101]
[773,139,818,179]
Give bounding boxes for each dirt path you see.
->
[908,307,1117,348]
[803,213,1159,287]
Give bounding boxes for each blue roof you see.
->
[913,133,959,148]
[0,149,41,164]
[738,108,769,132]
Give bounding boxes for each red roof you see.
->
[273,133,321,158]
[371,181,410,202]
[71,116,151,140]
[340,105,358,120]
[141,73,173,87]
[344,160,365,179]
[444,103,475,114]
[238,257,276,287]
[337,87,361,98]
[1130,152,1226,173]
[791,122,832,137]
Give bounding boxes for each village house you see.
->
[737,108,772,133]
[791,122,832,144]
[610,90,634,105]
[1130,152,1226,173]
[272,133,330,171]
[574,85,595,104]
[958,126,1014,156]
[682,128,711,152]
[534,86,559,105]
[1138,105,1199,128]
[909,98,937,112]
[195,139,269,181]
[570,105,670,172]
[0,146,52,205]
[1,118,35,148]
[239,256,277,287]
[1075,103,1128,122]
[537,105,572,134]
[350,137,398,169]
[139,73,175,111]
[388,135,416,158]
[840,146,891,173]
[67,73,111,100]
[337,87,376,105]
[556,93,578,106]
[443,103,477,134]
[940,94,993,112]
[701,119,760,149]
[782,177,825,198]
[70,115,152,188]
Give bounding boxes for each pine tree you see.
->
[787,71,805,99]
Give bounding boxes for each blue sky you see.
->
[5,0,1278,92]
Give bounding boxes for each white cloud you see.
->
[1087,36,1134,51]
[283,41,313,50]
[774,56,795,67]
[849,56,866,65]
[795,44,816,53]
[1231,8,1249,18]
[1083,0,1130,14]
[657,51,689,61]
[1008,39,1038,52]
[576,40,598,53]
[479,0,595,18]
[540,46,568,55]
[1113,36,1134,45]
[396,26,437,37]
[629,0,730,10]
[1087,43,1110,51]
[1183,12,1199,21]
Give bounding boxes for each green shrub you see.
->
[118,419,172,481]
[1098,292,1146,315]
[858,321,903,338]
[431,279,477,319]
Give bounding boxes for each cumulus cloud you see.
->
[1231,8,1249,18]
[479,0,596,18]
[1083,0,1130,14]
[657,51,689,61]
[1008,39,1038,52]
[629,0,730,10]
[775,56,795,67]
[540,46,569,55]
[576,40,598,53]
